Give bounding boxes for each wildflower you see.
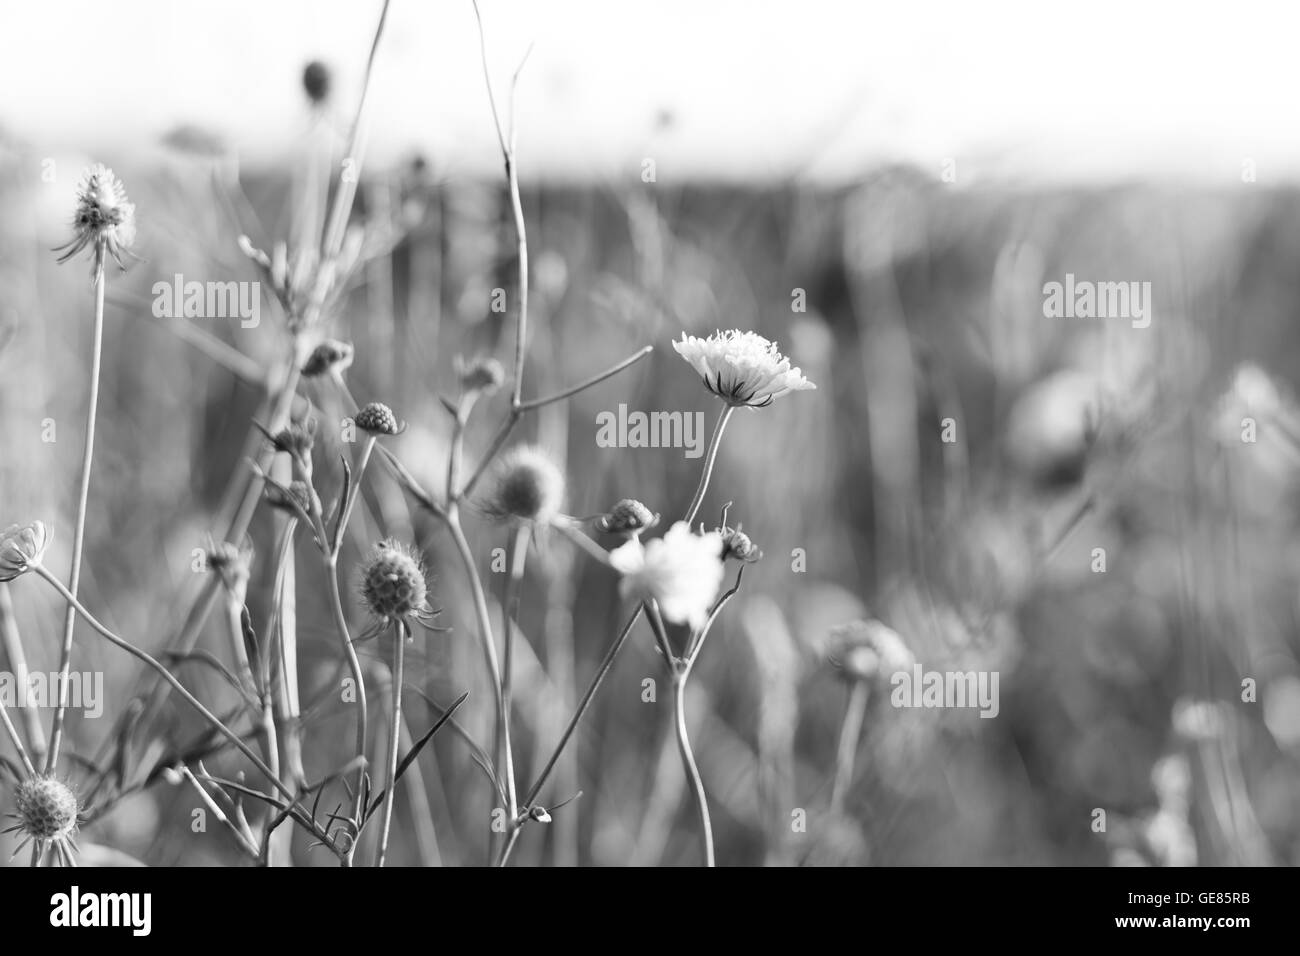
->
[457,356,506,396]
[484,447,566,524]
[301,339,354,378]
[207,542,252,604]
[609,522,725,630]
[263,417,317,475]
[4,776,79,861]
[55,165,136,272]
[358,539,434,629]
[355,402,403,437]
[596,498,659,536]
[673,330,815,408]
[719,527,761,563]
[302,60,332,105]
[0,521,49,582]
[827,619,914,684]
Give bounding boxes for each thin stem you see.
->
[323,551,368,844]
[47,260,106,772]
[684,404,735,525]
[830,681,869,816]
[673,670,714,866]
[33,565,296,806]
[0,584,46,764]
[498,604,642,866]
[446,509,515,854]
[0,694,37,777]
[501,524,530,801]
[333,435,376,561]
[375,622,405,867]
[519,346,654,411]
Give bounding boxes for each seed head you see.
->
[267,417,317,473]
[355,402,402,436]
[10,776,78,843]
[0,521,49,582]
[301,339,354,378]
[484,446,566,524]
[264,479,315,516]
[302,60,332,104]
[457,356,506,395]
[359,540,429,624]
[55,164,136,273]
[207,542,253,603]
[720,527,761,563]
[597,498,658,536]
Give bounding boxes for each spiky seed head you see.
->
[359,540,428,623]
[597,498,658,535]
[301,339,354,378]
[0,521,50,582]
[302,60,332,104]
[457,356,506,395]
[485,446,566,524]
[14,776,78,842]
[355,402,401,436]
[55,165,137,272]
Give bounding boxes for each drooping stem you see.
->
[683,403,735,525]
[47,260,107,772]
[830,681,869,816]
[375,622,405,867]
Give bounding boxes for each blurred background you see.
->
[1,0,1299,866]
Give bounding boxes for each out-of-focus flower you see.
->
[609,521,725,630]
[457,356,506,396]
[302,60,332,105]
[55,164,136,272]
[1003,368,1102,486]
[301,339,354,378]
[1172,697,1226,742]
[207,541,253,604]
[673,330,815,408]
[484,446,565,525]
[0,521,50,582]
[827,619,914,683]
[596,498,658,536]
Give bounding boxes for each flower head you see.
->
[457,356,506,396]
[302,60,332,105]
[4,775,79,862]
[55,165,136,272]
[355,402,403,437]
[484,446,566,524]
[609,521,725,630]
[673,330,815,408]
[596,498,659,536]
[827,619,914,684]
[0,521,50,582]
[359,539,431,627]
[301,339,354,378]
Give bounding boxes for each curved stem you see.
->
[324,554,368,842]
[0,695,36,778]
[47,260,106,772]
[375,622,404,867]
[683,404,735,525]
[673,671,714,867]
[33,564,295,806]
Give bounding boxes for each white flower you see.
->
[0,521,50,582]
[609,521,725,630]
[55,164,137,272]
[673,330,816,408]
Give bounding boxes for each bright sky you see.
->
[3,0,1299,185]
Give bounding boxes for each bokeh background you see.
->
[1,0,1299,866]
